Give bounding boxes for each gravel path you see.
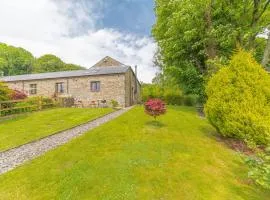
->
[0,107,133,175]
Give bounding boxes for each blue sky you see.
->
[65,0,155,36]
[99,0,155,36]
[0,0,157,82]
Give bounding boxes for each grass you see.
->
[0,106,269,199]
[0,107,113,151]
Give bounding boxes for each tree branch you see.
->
[256,0,270,22]
[251,0,260,27]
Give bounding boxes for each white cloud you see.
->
[0,0,157,83]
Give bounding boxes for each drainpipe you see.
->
[67,79,69,94]
[134,65,138,103]
[135,65,137,78]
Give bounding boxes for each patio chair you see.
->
[89,100,97,108]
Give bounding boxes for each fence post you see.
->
[40,96,43,110]
[37,97,42,110]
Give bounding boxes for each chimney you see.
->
[135,65,137,77]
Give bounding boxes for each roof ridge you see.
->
[92,56,125,67]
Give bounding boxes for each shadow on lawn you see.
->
[145,120,166,128]
[200,124,257,155]
[199,125,217,138]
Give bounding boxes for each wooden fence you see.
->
[0,97,56,117]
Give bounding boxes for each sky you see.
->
[0,0,157,83]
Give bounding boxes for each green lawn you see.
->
[0,107,113,151]
[0,106,269,199]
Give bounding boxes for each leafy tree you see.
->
[33,54,84,73]
[0,43,34,76]
[152,0,270,99]
[33,54,65,73]
[205,50,270,145]
[0,43,85,75]
[64,63,84,71]
[144,99,166,119]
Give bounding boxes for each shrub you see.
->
[144,99,166,119]
[56,97,73,107]
[10,89,27,100]
[24,97,41,107]
[183,95,197,106]
[14,101,38,112]
[205,50,270,145]
[0,81,11,101]
[0,99,37,116]
[142,84,164,102]
[163,86,184,105]
[26,96,55,109]
[0,96,56,116]
[164,93,183,105]
[142,84,186,105]
[42,97,54,104]
[110,99,119,108]
[245,148,270,190]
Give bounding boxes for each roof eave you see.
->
[1,71,127,82]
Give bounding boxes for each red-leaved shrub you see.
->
[144,98,166,119]
[10,89,27,100]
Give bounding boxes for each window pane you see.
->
[90,81,100,92]
[60,83,64,93]
[56,84,58,92]
[29,84,37,94]
[91,82,96,91]
[97,82,100,91]
[55,83,64,93]
[30,84,36,88]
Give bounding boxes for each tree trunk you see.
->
[247,0,260,49]
[248,0,270,49]
[204,0,217,60]
[262,29,270,68]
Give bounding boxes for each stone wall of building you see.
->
[6,73,126,107]
[5,67,141,107]
[125,68,141,107]
[67,74,126,106]
[93,56,123,67]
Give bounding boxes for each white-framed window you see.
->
[29,84,37,95]
[90,81,100,92]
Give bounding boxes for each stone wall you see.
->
[6,74,126,107]
[125,68,141,107]
[5,68,141,107]
[93,56,123,67]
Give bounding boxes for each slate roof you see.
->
[0,65,130,82]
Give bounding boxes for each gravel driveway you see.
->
[0,107,133,175]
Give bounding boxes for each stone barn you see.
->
[0,56,141,107]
